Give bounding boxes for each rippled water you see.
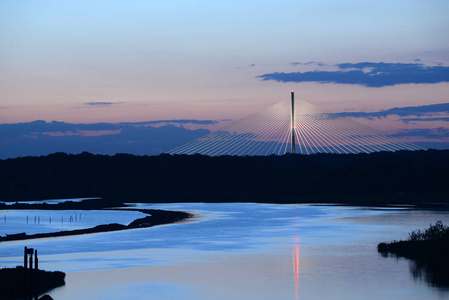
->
[0,203,448,299]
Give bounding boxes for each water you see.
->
[0,203,448,299]
[0,209,146,236]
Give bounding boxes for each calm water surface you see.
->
[0,209,145,236]
[0,203,448,300]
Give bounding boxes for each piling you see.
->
[24,247,28,269]
[34,249,38,270]
[29,252,33,269]
[291,90,296,154]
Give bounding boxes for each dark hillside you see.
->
[0,150,448,204]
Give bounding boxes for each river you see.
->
[0,203,448,299]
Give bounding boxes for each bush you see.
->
[408,221,449,242]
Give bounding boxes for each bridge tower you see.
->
[166,91,423,156]
[291,90,296,154]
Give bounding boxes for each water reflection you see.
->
[409,260,449,289]
[379,248,449,289]
[1,203,448,300]
[293,243,299,300]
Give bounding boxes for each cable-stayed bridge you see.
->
[167,92,423,156]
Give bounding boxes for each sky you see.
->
[1,0,449,158]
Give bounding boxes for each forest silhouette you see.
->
[1,150,448,205]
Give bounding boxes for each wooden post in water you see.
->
[34,249,38,270]
[29,252,33,269]
[24,247,28,269]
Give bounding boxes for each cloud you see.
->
[393,127,449,139]
[84,102,121,106]
[338,102,449,119]
[0,120,211,159]
[334,103,449,149]
[236,63,256,69]
[402,117,449,122]
[0,121,118,138]
[120,120,219,126]
[0,119,219,140]
[257,62,449,87]
[290,61,325,66]
[392,128,449,149]
[336,103,449,149]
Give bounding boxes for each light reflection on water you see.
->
[0,203,448,299]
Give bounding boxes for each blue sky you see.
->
[1,1,449,157]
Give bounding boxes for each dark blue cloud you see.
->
[0,119,218,139]
[392,128,449,149]
[290,61,325,66]
[338,102,449,119]
[258,62,449,87]
[84,102,119,106]
[393,128,449,150]
[0,120,217,159]
[336,104,449,149]
[402,117,449,122]
[119,120,218,126]
[393,127,449,139]
[2,125,209,159]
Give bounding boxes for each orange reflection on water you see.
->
[293,237,300,300]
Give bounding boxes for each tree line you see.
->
[1,150,448,204]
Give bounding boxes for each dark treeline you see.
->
[0,150,448,204]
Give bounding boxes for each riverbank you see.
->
[378,221,449,287]
[0,208,193,243]
[0,266,65,300]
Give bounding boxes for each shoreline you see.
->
[0,208,193,243]
[377,222,449,288]
[1,199,447,243]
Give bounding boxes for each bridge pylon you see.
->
[167,92,424,156]
[291,90,296,154]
